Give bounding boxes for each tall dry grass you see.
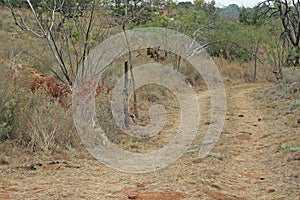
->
[214,57,276,83]
[0,61,79,153]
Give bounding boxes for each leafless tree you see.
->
[259,0,300,67]
[8,0,110,85]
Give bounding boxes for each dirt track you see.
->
[0,84,299,199]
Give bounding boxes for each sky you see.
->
[212,0,262,8]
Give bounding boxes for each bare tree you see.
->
[8,0,110,85]
[259,0,300,66]
[118,4,153,119]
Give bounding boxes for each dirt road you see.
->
[1,84,299,199]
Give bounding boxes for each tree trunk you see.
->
[122,25,138,118]
[177,56,181,71]
[130,64,138,118]
[124,60,130,128]
[254,56,257,81]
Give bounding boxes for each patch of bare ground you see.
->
[0,84,299,199]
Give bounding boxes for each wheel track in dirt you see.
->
[201,84,275,199]
[197,84,298,200]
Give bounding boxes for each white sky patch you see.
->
[176,0,263,8]
[213,0,262,8]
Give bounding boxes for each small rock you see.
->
[0,159,9,165]
[137,182,149,188]
[258,118,262,121]
[25,164,37,171]
[298,119,300,124]
[128,194,137,199]
[238,114,244,117]
[287,152,300,162]
[49,161,60,165]
[293,174,299,179]
[35,163,43,166]
[292,152,300,161]
[267,188,276,193]
[286,111,294,115]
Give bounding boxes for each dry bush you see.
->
[281,68,300,86]
[0,61,17,141]
[29,75,72,108]
[214,57,275,83]
[0,61,79,153]
[270,68,300,102]
[178,63,206,87]
[14,90,78,153]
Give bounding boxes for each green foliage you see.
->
[0,67,17,141]
[239,7,254,25]
[273,91,286,100]
[205,0,216,14]
[135,15,169,28]
[286,47,300,67]
[176,2,193,10]
[207,22,249,62]
[5,0,29,8]
[186,145,198,153]
[239,7,267,25]
[277,143,300,152]
[263,18,289,70]
[207,152,225,160]
[0,99,15,141]
[194,0,206,11]
[207,18,269,63]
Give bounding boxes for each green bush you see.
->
[0,99,15,141]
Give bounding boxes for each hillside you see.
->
[218,4,240,19]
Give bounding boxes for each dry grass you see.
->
[214,57,276,83]
[253,80,300,149]
[0,9,55,76]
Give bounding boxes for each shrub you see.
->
[14,89,77,152]
[0,65,17,141]
[0,62,78,153]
